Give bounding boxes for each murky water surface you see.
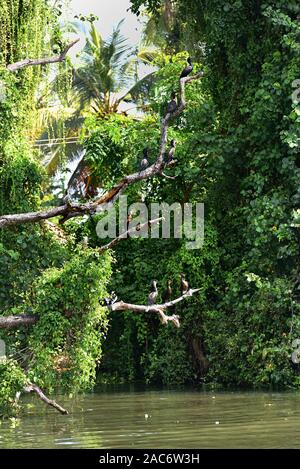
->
[1,387,300,448]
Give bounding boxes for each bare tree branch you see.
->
[6,39,79,72]
[24,383,69,415]
[0,289,200,330]
[0,184,126,229]
[0,315,38,329]
[0,72,204,229]
[98,217,163,253]
[110,288,201,328]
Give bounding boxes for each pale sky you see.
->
[64,0,144,55]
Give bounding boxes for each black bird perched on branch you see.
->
[100,292,118,307]
[180,57,193,79]
[148,280,158,305]
[140,148,150,171]
[166,139,177,164]
[167,91,177,114]
[162,280,173,303]
[180,273,189,295]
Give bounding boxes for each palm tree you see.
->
[73,20,156,116]
[35,21,158,200]
[63,21,158,198]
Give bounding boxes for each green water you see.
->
[1,387,300,449]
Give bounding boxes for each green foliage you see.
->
[145,327,195,385]
[0,0,56,128]
[0,360,27,418]
[0,247,112,415]
[25,248,112,393]
[96,0,300,388]
[130,0,162,15]
[165,0,300,387]
[0,1,64,321]
[0,227,67,312]
[80,113,162,194]
[0,145,44,214]
[0,1,114,418]
[1,0,300,420]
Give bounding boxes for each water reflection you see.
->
[1,387,300,448]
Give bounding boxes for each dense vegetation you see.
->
[0,0,299,418]
[124,0,300,386]
[0,0,112,417]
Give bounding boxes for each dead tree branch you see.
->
[98,217,163,253]
[24,383,69,415]
[6,39,79,72]
[0,72,204,229]
[0,315,38,329]
[0,289,200,330]
[110,288,201,328]
[0,184,126,228]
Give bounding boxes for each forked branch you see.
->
[110,288,201,328]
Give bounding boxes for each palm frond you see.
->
[70,20,156,115]
[120,71,157,104]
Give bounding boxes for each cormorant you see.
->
[180,57,193,79]
[162,280,173,303]
[127,211,133,229]
[148,280,158,305]
[140,148,149,171]
[100,292,118,307]
[167,91,177,114]
[166,139,177,164]
[180,273,189,295]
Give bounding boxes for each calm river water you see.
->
[1,386,300,448]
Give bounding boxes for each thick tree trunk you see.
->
[191,337,209,375]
